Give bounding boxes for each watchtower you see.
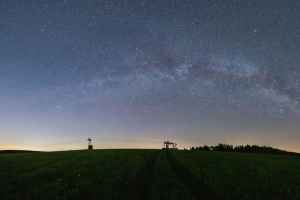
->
[162,140,177,149]
[87,137,93,150]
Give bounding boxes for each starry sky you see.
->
[1,0,300,152]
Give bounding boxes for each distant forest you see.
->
[187,143,300,156]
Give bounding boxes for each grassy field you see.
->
[0,149,156,199]
[150,150,196,200]
[171,150,300,200]
[1,149,300,200]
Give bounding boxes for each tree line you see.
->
[187,143,300,156]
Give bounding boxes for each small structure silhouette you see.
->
[162,140,177,149]
[87,137,93,150]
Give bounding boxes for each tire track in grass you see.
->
[122,150,160,200]
[150,150,197,200]
[166,150,218,200]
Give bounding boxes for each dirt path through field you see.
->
[150,150,197,199]
[166,150,217,200]
[122,150,160,200]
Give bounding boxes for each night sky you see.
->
[1,0,300,152]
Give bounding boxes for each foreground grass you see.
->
[2,149,300,200]
[150,150,196,200]
[170,150,300,200]
[0,149,157,199]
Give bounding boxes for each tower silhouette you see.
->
[87,137,93,150]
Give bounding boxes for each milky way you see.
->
[1,0,300,151]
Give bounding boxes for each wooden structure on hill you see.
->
[162,140,177,149]
[88,137,93,150]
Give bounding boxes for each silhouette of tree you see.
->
[203,145,209,151]
[188,143,299,156]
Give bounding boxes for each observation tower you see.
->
[87,137,93,150]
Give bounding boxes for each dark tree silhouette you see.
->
[189,143,299,156]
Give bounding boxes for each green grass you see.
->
[0,149,157,199]
[170,150,300,200]
[150,150,196,200]
[1,149,300,200]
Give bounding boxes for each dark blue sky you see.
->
[1,0,300,151]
